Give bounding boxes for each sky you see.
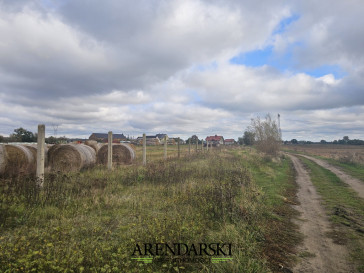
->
[0,0,364,142]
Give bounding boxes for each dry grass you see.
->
[132,143,217,165]
[0,147,299,272]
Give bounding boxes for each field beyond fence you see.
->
[282,144,364,165]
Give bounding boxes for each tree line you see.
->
[288,136,364,145]
[0,128,67,144]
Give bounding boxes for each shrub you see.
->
[249,114,281,156]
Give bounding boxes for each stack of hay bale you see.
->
[0,141,135,177]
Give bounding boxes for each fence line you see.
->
[28,125,231,185]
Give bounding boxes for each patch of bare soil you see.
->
[287,154,355,273]
[300,155,364,199]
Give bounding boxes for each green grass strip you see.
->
[321,157,364,182]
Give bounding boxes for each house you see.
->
[89,133,127,143]
[146,136,160,145]
[224,139,236,145]
[136,136,161,145]
[156,134,168,144]
[167,137,185,145]
[205,135,224,146]
[174,138,185,145]
[167,138,176,145]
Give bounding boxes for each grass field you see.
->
[282,144,364,165]
[0,146,300,272]
[299,156,364,272]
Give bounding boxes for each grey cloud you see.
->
[277,0,364,70]
[184,64,364,113]
[0,0,363,141]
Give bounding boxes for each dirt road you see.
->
[288,154,354,273]
[299,154,364,199]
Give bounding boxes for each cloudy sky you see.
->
[1,0,363,141]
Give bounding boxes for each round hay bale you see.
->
[129,144,136,151]
[0,144,6,175]
[22,144,49,167]
[4,144,35,177]
[48,144,96,173]
[97,143,135,166]
[85,140,104,153]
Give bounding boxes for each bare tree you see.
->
[249,113,281,155]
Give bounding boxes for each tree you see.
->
[291,139,298,144]
[249,114,281,155]
[46,136,57,144]
[343,136,349,144]
[10,127,36,142]
[189,135,199,144]
[320,140,327,144]
[242,131,255,146]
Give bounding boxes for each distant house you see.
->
[167,138,176,145]
[156,134,168,144]
[224,139,236,145]
[136,136,160,145]
[205,135,224,146]
[146,136,160,145]
[89,133,127,143]
[165,137,184,145]
[156,133,167,140]
[172,138,185,145]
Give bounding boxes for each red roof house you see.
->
[224,139,236,145]
[205,135,224,146]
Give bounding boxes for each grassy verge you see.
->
[0,148,298,272]
[320,157,364,182]
[299,156,364,272]
[249,154,301,271]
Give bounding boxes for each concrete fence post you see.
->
[164,136,167,160]
[195,139,198,152]
[177,137,180,158]
[143,133,146,165]
[188,140,191,155]
[206,140,209,151]
[36,124,45,187]
[108,131,113,170]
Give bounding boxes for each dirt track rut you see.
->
[299,154,364,199]
[288,154,354,273]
